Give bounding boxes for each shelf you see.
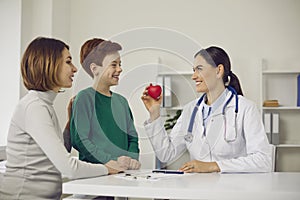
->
[260,60,300,172]
[163,106,183,110]
[263,106,300,110]
[276,144,300,148]
[158,71,193,76]
[262,70,300,74]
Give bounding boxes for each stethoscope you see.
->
[184,86,239,143]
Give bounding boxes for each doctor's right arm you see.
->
[142,88,187,163]
[141,88,186,162]
[144,113,187,163]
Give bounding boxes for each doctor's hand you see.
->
[104,160,126,174]
[141,87,162,122]
[180,160,221,173]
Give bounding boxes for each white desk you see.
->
[63,170,300,199]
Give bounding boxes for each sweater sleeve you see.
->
[24,102,108,180]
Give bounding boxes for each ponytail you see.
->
[228,72,243,96]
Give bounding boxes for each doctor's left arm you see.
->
[216,101,272,173]
[180,160,220,173]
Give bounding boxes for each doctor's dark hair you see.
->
[80,38,122,78]
[194,46,243,96]
[21,37,69,91]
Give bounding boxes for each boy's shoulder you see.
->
[76,87,98,99]
[112,92,127,101]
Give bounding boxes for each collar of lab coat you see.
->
[200,89,236,117]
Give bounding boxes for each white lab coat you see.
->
[144,92,272,173]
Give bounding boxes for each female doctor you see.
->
[141,46,272,173]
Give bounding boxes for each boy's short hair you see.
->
[80,38,122,78]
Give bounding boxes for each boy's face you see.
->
[99,51,122,87]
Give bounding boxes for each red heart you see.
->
[147,83,162,99]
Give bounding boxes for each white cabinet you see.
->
[260,59,300,172]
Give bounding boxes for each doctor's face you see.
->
[192,55,219,93]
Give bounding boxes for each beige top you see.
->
[0,90,108,200]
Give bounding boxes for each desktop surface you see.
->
[63,170,300,199]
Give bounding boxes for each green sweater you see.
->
[70,87,139,164]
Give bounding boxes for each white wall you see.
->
[69,0,300,105]
[67,0,300,167]
[20,0,53,99]
[0,0,21,146]
[0,0,71,145]
[20,0,71,131]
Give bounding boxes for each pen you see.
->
[124,173,152,179]
[152,169,184,174]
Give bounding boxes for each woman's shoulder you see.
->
[14,92,52,121]
[238,95,255,105]
[20,91,50,108]
[238,95,259,110]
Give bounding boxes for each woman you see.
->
[68,38,141,170]
[0,37,124,200]
[141,46,272,173]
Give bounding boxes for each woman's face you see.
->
[55,47,77,92]
[191,55,219,93]
[98,51,122,87]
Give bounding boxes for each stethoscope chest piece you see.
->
[184,134,193,143]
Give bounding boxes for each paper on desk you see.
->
[114,170,186,181]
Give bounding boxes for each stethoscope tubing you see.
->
[184,86,238,143]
